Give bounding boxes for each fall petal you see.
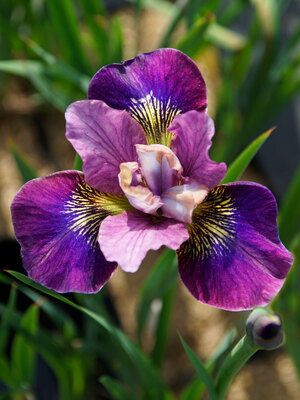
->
[99,210,189,272]
[11,171,129,293]
[177,183,293,310]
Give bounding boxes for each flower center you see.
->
[118,144,208,223]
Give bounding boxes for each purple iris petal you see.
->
[11,171,119,293]
[170,111,227,190]
[99,210,189,273]
[177,182,293,311]
[88,48,207,144]
[66,100,146,195]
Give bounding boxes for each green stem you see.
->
[214,336,258,400]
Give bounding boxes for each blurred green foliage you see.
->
[0,0,300,398]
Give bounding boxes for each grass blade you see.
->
[206,23,246,51]
[175,13,215,57]
[23,38,90,93]
[100,376,136,400]
[0,284,17,355]
[180,330,236,400]
[11,303,39,386]
[7,271,171,399]
[44,0,92,74]
[136,249,177,345]
[151,284,176,368]
[279,165,300,248]
[221,127,273,184]
[8,141,37,183]
[179,334,217,400]
[109,15,123,63]
[78,0,109,65]
[0,60,72,111]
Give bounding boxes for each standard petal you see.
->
[177,183,293,311]
[99,210,189,273]
[65,100,146,195]
[170,111,227,190]
[88,48,207,146]
[11,171,130,293]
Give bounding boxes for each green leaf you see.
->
[0,60,72,111]
[250,0,278,39]
[44,0,92,75]
[159,0,187,48]
[136,249,177,345]
[180,329,236,400]
[100,376,136,400]
[221,127,273,184]
[0,284,17,355]
[11,303,39,385]
[7,271,171,400]
[109,15,123,63]
[179,334,217,400]
[127,0,176,16]
[274,236,300,376]
[151,284,176,368]
[180,377,206,400]
[8,141,37,183]
[73,153,83,171]
[175,13,215,57]
[78,0,109,65]
[20,287,78,341]
[0,272,77,340]
[219,0,247,26]
[279,165,300,248]
[0,357,13,386]
[22,37,90,93]
[206,23,246,51]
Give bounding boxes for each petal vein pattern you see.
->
[64,178,131,247]
[129,91,180,146]
[11,171,130,293]
[177,183,294,310]
[88,48,207,146]
[183,186,236,259]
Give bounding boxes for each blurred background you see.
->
[0,0,299,399]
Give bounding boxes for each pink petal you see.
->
[99,210,189,272]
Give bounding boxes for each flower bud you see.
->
[246,307,284,350]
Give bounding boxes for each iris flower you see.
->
[11,48,293,311]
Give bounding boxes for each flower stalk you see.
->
[214,307,284,399]
[214,335,257,400]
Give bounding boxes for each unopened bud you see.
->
[246,307,284,350]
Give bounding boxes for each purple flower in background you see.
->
[11,48,293,311]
